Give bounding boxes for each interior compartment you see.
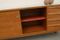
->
[22,20,46,34]
[20,7,46,19]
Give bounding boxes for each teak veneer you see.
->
[0,5,60,39]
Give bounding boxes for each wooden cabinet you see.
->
[0,5,60,39]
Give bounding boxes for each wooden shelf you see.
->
[22,16,46,22]
[23,26,46,34]
[23,31,47,36]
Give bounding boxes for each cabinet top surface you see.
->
[0,0,60,11]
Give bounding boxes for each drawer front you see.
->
[47,14,60,20]
[47,25,58,32]
[0,10,22,39]
[47,20,60,26]
[47,5,60,13]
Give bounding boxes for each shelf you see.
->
[22,16,46,22]
[23,31,47,36]
[23,26,46,34]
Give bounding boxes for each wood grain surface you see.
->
[0,10,22,39]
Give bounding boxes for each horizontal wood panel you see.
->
[47,14,60,20]
[47,25,58,32]
[47,8,60,13]
[47,5,60,13]
[47,20,60,26]
[47,24,60,32]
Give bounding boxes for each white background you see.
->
[0,0,60,10]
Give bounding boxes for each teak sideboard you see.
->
[0,5,60,39]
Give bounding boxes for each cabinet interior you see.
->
[20,7,47,34]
